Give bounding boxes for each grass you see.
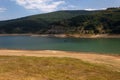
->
[0,56,120,80]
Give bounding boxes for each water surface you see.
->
[0,36,120,54]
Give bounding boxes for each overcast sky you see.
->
[0,0,120,20]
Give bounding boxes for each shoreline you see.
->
[0,48,119,56]
[0,49,120,71]
[0,34,120,38]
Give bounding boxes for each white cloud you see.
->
[0,7,7,12]
[13,0,65,12]
[84,8,97,11]
[85,8,106,11]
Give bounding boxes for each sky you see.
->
[0,0,120,21]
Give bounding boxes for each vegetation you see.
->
[0,7,120,34]
[0,56,120,80]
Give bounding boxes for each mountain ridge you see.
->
[0,8,119,34]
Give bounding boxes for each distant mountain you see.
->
[0,8,120,34]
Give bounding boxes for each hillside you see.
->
[0,8,119,34]
[53,8,120,34]
[26,10,96,22]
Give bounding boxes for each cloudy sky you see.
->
[0,0,120,20]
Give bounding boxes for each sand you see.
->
[0,34,120,38]
[0,49,120,72]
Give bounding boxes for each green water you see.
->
[0,36,120,54]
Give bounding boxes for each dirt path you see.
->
[0,50,120,71]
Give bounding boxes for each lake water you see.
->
[0,36,120,54]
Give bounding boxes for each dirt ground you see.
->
[0,49,120,72]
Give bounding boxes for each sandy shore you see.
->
[0,49,120,71]
[0,34,120,38]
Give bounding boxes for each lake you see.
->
[0,36,120,54]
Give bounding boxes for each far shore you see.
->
[0,34,120,38]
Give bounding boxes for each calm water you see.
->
[0,36,120,54]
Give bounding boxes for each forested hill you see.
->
[0,8,120,34]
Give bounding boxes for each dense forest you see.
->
[0,7,120,34]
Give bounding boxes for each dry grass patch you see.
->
[0,56,120,80]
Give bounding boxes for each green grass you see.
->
[0,56,120,80]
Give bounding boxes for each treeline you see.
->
[0,8,120,34]
[51,8,120,34]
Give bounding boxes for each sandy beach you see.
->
[0,49,120,71]
[0,34,120,38]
